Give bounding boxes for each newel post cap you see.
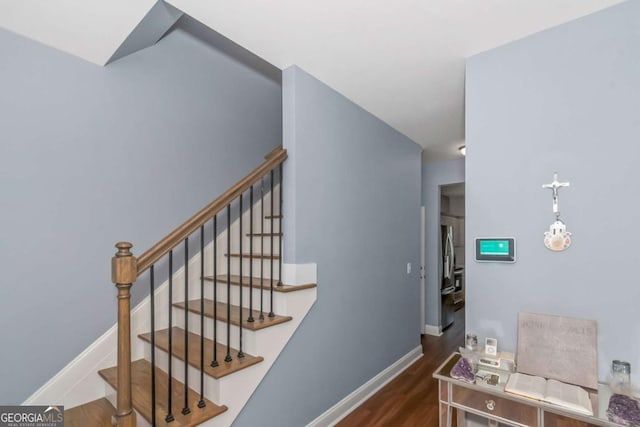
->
[112,242,138,285]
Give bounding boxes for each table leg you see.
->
[440,402,452,427]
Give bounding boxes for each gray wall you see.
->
[422,159,465,328]
[234,66,422,426]
[0,26,281,403]
[466,0,640,386]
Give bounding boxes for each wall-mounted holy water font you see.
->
[542,172,571,251]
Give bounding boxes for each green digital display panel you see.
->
[475,238,516,262]
[479,240,510,256]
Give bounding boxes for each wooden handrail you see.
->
[264,145,282,160]
[136,147,287,275]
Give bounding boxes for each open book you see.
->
[505,373,593,416]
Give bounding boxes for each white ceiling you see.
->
[0,0,157,65]
[0,0,624,160]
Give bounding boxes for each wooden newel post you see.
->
[111,242,138,427]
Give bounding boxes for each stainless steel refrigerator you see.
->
[440,224,456,329]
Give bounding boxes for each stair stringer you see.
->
[198,284,316,427]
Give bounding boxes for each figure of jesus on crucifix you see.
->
[542,172,570,221]
[542,172,572,251]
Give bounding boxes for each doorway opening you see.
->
[439,183,465,332]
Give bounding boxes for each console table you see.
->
[433,353,624,427]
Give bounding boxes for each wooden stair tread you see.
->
[173,299,292,330]
[204,274,316,293]
[65,398,115,427]
[225,252,280,259]
[139,327,263,379]
[98,359,227,427]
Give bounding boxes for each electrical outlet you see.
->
[407,263,411,274]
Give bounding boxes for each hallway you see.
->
[338,308,465,426]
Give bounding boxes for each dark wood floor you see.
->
[338,308,465,427]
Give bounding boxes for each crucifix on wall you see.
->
[542,172,572,251]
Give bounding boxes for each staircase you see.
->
[63,147,317,426]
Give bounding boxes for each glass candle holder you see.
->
[464,333,479,373]
[465,333,478,352]
[611,360,631,393]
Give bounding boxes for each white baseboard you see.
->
[22,321,117,407]
[307,346,423,427]
[424,324,442,336]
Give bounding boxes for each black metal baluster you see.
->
[211,215,219,368]
[198,226,205,408]
[269,170,275,318]
[260,178,265,321]
[182,238,191,416]
[150,265,156,427]
[278,163,283,287]
[225,204,232,363]
[248,185,255,323]
[238,195,245,359]
[166,252,175,423]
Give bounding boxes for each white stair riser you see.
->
[222,257,281,276]
[186,257,280,288]
[141,345,224,404]
[203,285,288,314]
[228,233,281,252]
[170,308,259,355]
[182,273,281,310]
[225,236,281,256]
